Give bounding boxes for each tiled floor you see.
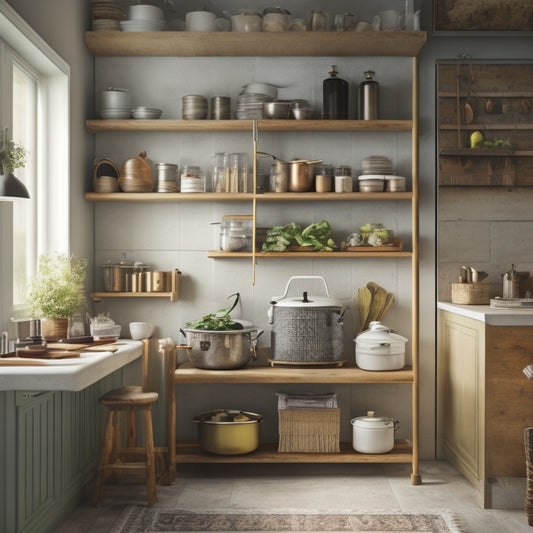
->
[54,461,530,533]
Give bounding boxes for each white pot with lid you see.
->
[350,410,399,454]
[354,321,407,371]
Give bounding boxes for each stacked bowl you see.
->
[100,87,131,119]
[120,4,166,32]
[358,155,394,192]
[182,95,208,119]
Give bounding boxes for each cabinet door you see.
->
[16,391,61,533]
[438,311,484,482]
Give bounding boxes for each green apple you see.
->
[470,130,484,148]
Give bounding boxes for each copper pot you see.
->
[118,151,153,192]
[288,159,322,192]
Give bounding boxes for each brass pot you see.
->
[194,409,262,455]
[118,151,153,192]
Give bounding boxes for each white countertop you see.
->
[0,339,143,391]
[438,301,533,326]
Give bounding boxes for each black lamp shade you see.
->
[0,173,30,200]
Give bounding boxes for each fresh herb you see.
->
[262,220,336,252]
[0,141,26,174]
[185,292,243,330]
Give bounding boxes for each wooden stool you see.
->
[94,339,158,505]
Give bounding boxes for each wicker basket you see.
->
[278,408,340,453]
[451,282,489,305]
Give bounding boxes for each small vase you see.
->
[41,318,69,341]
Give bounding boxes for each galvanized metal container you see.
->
[268,276,344,363]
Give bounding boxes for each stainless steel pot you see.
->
[268,276,344,363]
[194,409,262,455]
[182,327,263,369]
[258,152,322,192]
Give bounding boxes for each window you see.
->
[0,0,70,330]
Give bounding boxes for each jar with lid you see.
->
[314,164,334,193]
[323,65,349,120]
[358,70,379,120]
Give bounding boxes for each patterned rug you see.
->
[111,508,465,532]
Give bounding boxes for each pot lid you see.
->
[271,291,341,308]
[270,276,341,308]
[351,410,394,429]
[355,321,407,344]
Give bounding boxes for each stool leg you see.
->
[95,409,116,505]
[127,409,137,449]
[143,407,157,505]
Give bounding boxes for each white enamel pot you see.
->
[354,321,407,371]
[350,411,399,454]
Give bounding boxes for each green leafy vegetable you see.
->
[185,293,243,330]
[261,220,336,252]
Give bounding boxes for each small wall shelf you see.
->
[90,269,180,302]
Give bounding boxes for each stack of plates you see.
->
[120,19,166,31]
[101,108,131,119]
[236,93,274,119]
[91,1,124,31]
[120,4,166,32]
[182,95,208,119]
[180,176,205,193]
[361,155,394,175]
[132,106,162,119]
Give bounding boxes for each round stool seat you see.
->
[100,387,158,406]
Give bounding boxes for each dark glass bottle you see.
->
[323,65,349,120]
[358,70,379,120]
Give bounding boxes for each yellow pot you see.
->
[194,409,262,455]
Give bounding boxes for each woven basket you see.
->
[278,408,340,453]
[451,282,489,305]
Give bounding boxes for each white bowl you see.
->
[129,4,164,21]
[129,321,154,340]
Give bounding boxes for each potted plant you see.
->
[27,253,88,340]
[0,140,30,198]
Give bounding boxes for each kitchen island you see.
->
[437,302,533,509]
[0,340,143,533]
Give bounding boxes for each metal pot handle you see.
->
[272,275,331,303]
[249,329,264,360]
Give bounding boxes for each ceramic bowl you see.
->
[129,321,154,340]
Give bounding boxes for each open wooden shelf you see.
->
[85,30,426,58]
[207,250,412,259]
[440,148,533,157]
[90,269,180,302]
[85,191,412,202]
[174,441,414,464]
[86,119,413,132]
[174,361,414,384]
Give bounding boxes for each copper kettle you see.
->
[118,151,153,193]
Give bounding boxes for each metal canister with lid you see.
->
[358,70,379,120]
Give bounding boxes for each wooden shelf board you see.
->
[174,441,414,464]
[440,123,533,131]
[90,291,177,301]
[439,148,525,157]
[85,30,426,58]
[207,250,413,258]
[85,191,412,202]
[174,362,414,384]
[438,91,533,98]
[86,119,413,133]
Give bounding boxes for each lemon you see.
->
[470,130,484,148]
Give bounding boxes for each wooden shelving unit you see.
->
[87,29,425,487]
